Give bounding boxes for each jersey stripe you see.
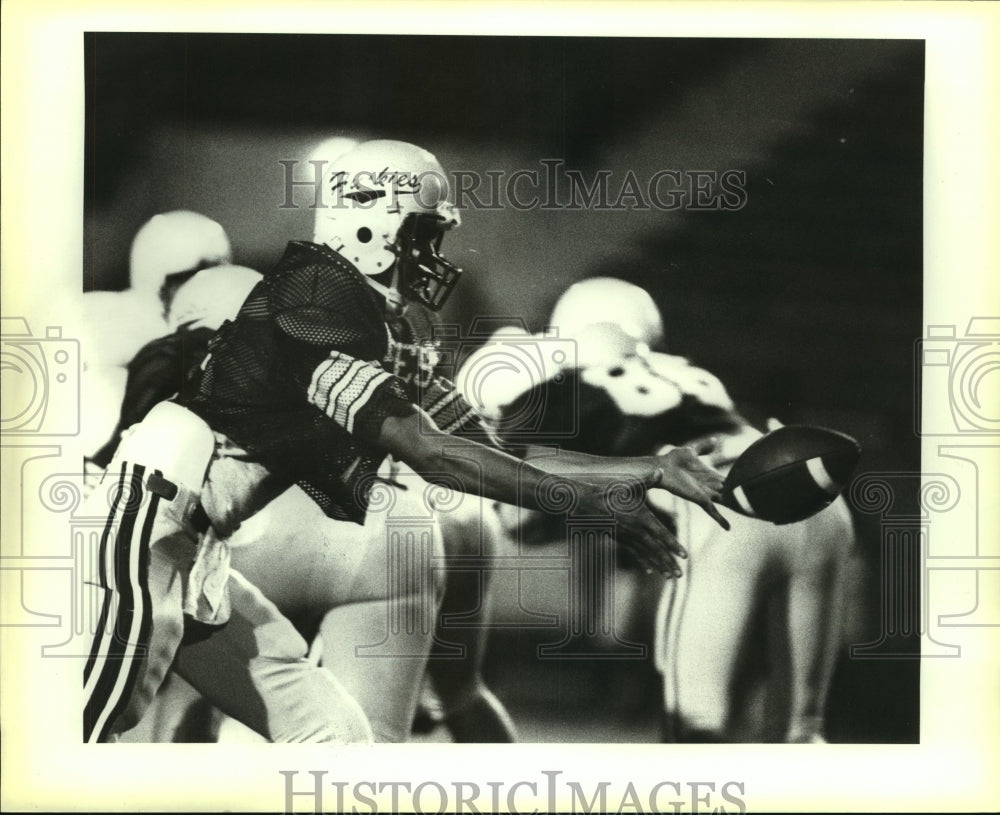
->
[440,403,481,434]
[344,367,392,434]
[308,353,393,433]
[424,381,483,434]
[308,356,363,415]
[426,389,461,426]
[307,356,339,409]
[325,359,368,423]
[424,385,461,417]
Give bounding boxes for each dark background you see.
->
[84,33,924,742]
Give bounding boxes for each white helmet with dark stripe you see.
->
[313,140,462,311]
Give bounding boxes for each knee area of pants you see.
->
[370,715,411,743]
[276,707,374,744]
[309,690,374,744]
[252,660,374,744]
[311,700,374,744]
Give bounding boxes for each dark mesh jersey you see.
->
[497,354,747,459]
[91,326,216,468]
[182,240,488,523]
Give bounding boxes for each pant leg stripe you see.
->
[95,487,161,743]
[82,591,118,741]
[84,463,128,688]
[84,464,157,742]
[98,462,128,593]
[85,463,145,740]
[86,463,150,741]
[83,589,113,688]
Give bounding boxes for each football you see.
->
[720,425,862,525]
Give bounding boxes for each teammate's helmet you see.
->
[166,265,264,332]
[313,140,462,311]
[129,211,232,294]
[455,325,539,420]
[548,277,665,352]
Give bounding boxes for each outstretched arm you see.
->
[520,442,731,532]
[377,406,726,576]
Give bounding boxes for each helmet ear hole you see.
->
[310,140,462,308]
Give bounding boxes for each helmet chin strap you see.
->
[363,264,405,315]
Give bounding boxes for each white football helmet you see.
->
[455,325,543,420]
[129,211,232,294]
[312,139,461,311]
[548,277,665,359]
[167,264,263,332]
[581,351,735,417]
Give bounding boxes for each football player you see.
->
[213,141,732,744]
[86,263,264,743]
[89,264,264,469]
[83,141,730,744]
[91,263,515,744]
[82,261,379,744]
[481,277,855,743]
[80,210,233,458]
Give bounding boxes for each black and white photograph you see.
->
[2,2,998,813]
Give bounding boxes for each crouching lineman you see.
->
[86,263,267,742]
[82,263,377,743]
[82,141,731,744]
[80,210,233,459]
[474,277,856,743]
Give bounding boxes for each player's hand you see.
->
[654,446,731,531]
[576,472,688,577]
